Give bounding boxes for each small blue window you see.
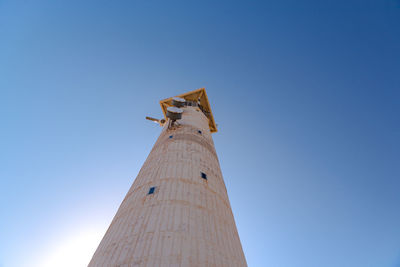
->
[169,135,173,138]
[201,172,207,180]
[198,130,202,134]
[148,187,156,195]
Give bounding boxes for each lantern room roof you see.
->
[159,88,217,133]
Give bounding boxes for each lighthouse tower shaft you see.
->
[89,89,247,266]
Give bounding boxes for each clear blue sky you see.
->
[1,1,399,266]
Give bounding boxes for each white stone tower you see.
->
[89,88,247,266]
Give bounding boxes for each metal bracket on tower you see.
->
[164,97,185,130]
[146,97,186,129]
[166,106,183,130]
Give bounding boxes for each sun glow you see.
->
[37,227,104,267]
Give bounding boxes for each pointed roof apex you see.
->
[159,88,217,133]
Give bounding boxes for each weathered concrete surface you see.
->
[88,105,247,267]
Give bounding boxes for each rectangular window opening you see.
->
[201,172,207,180]
[148,186,156,195]
[198,130,202,134]
[169,135,173,138]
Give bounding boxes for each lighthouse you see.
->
[89,88,247,266]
